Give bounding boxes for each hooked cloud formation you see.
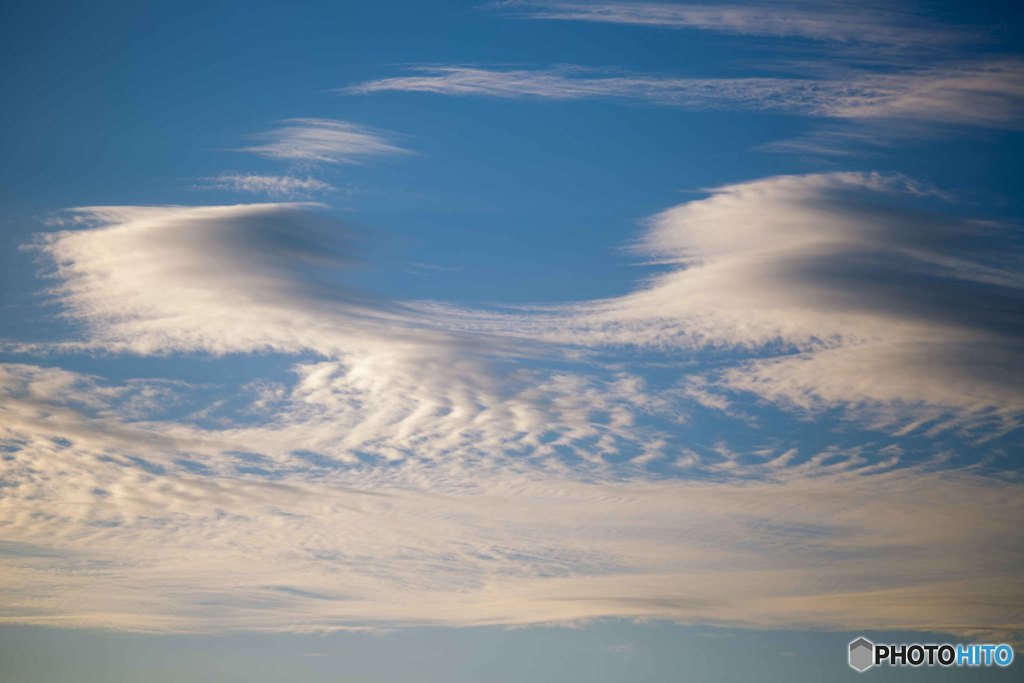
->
[25,203,665,466]
[3,3,1023,673]
[37,180,1024,433]
[596,174,1023,415]
[444,173,1024,431]
[197,174,335,198]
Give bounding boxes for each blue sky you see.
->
[1,1,1023,680]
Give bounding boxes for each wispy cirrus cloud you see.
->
[346,61,1024,129]
[196,173,335,198]
[495,1,969,49]
[346,65,824,105]
[240,118,410,164]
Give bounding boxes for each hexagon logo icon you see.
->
[849,637,875,672]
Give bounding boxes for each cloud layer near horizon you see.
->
[1,365,1020,635]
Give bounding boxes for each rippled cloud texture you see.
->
[2,1,1023,658]
[2,170,1022,637]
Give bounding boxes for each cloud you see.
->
[346,65,830,106]
[5,182,1022,637]
[24,203,672,467]
[240,118,410,164]
[197,174,334,198]
[624,171,1024,428]
[498,1,965,48]
[29,182,1024,432]
[347,61,1024,129]
[827,61,1024,127]
[32,203,377,356]
[33,181,1024,433]
[431,172,1024,431]
[0,362,1021,634]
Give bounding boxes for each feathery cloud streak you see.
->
[240,118,410,164]
[347,62,1024,128]
[497,1,967,48]
[197,174,335,198]
[4,175,1022,635]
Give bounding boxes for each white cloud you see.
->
[498,1,964,48]
[26,203,669,467]
[33,203,374,356]
[625,172,1024,426]
[721,342,1024,435]
[827,61,1024,127]
[30,181,1024,433]
[346,66,830,107]
[347,61,1024,129]
[240,118,410,164]
[36,181,1024,433]
[197,174,334,198]
[0,362,1021,634]
[6,183,1022,637]
[429,172,1024,430]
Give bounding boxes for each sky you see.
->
[0,0,1023,680]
